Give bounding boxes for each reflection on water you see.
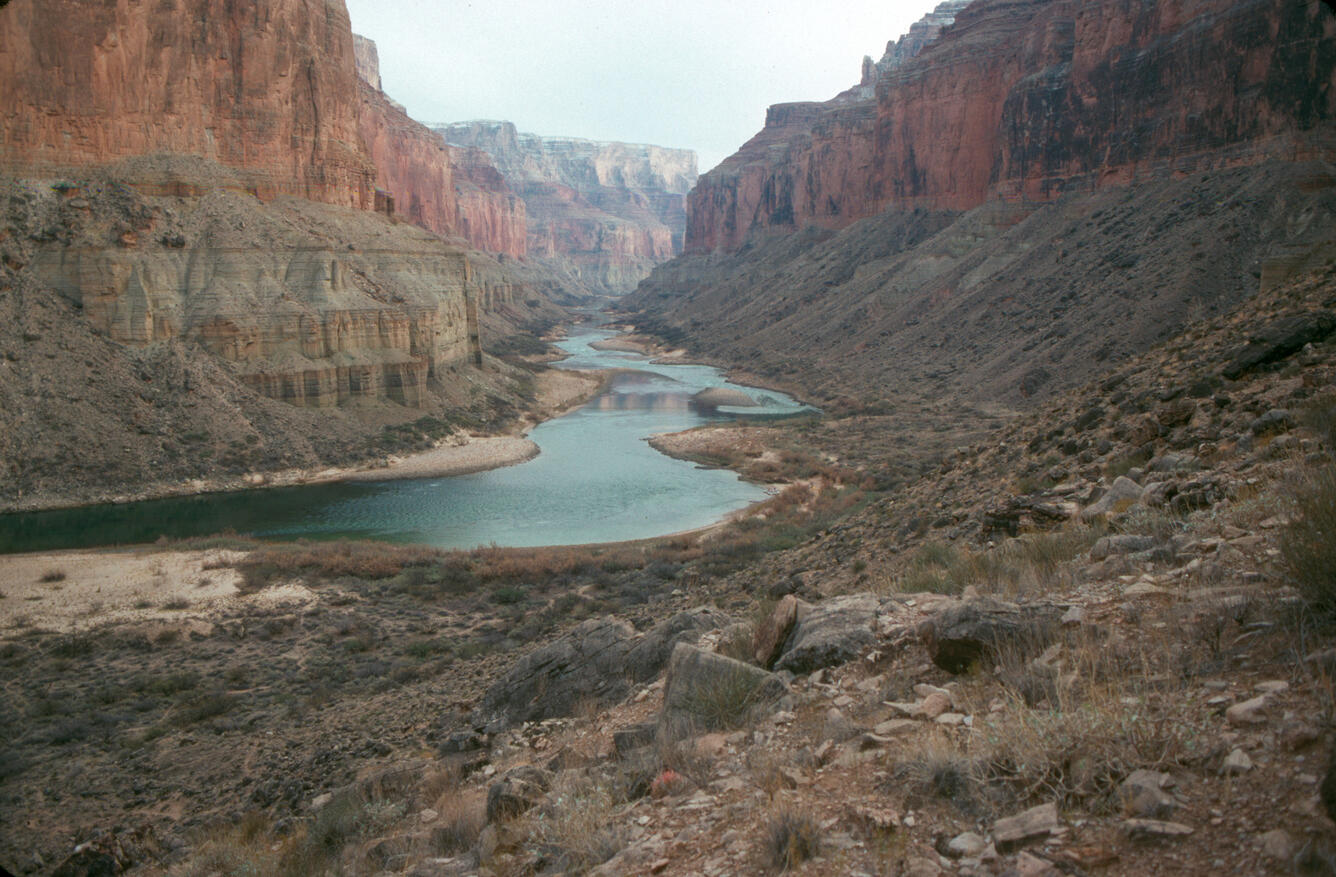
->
[0,326,814,553]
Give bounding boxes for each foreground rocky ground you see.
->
[2,267,1334,875]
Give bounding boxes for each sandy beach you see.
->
[343,435,540,481]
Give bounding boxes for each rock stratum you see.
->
[629,0,1336,408]
[0,1,561,509]
[685,0,1336,254]
[438,120,697,294]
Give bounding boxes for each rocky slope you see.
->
[0,4,564,510]
[8,261,1334,877]
[684,0,1336,254]
[629,0,1336,411]
[437,120,697,294]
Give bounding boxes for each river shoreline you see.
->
[0,367,606,516]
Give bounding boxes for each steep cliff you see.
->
[352,36,526,258]
[0,0,377,209]
[437,120,697,294]
[687,0,1336,254]
[630,0,1336,410]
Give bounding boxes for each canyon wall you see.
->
[437,120,697,294]
[352,36,527,258]
[687,0,1336,254]
[0,0,377,209]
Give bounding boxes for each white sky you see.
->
[344,0,940,173]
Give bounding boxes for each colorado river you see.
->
[0,327,812,553]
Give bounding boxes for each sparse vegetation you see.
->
[1282,466,1336,618]
[38,569,66,583]
[764,807,821,872]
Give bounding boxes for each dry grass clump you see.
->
[763,807,822,872]
[238,540,445,591]
[676,663,774,732]
[893,523,1099,596]
[1282,466,1336,618]
[518,775,626,873]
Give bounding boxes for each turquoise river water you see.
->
[0,327,812,553]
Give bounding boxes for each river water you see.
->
[0,327,811,553]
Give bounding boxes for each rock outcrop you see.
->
[0,0,377,209]
[437,120,697,294]
[685,0,1336,254]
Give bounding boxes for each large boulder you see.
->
[1222,311,1336,380]
[922,597,1061,674]
[774,594,878,674]
[476,617,636,727]
[624,607,732,683]
[659,643,788,740]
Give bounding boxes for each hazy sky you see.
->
[344,0,940,173]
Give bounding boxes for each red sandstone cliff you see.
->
[0,0,377,209]
[687,0,1336,254]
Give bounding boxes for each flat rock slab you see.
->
[994,802,1060,851]
[775,593,878,674]
[1123,819,1195,840]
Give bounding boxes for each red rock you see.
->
[0,0,377,209]
[687,0,1336,254]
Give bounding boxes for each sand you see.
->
[0,548,314,634]
[343,436,540,481]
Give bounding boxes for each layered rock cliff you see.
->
[437,121,697,294]
[352,36,527,258]
[630,0,1336,409]
[0,0,377,209]
[687,0,1336,254]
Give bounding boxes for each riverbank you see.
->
[0,367,605,515]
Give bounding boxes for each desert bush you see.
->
[676,664,773,732]
[1302,392,1336,450]
[521,776,626,873]
[38,569,66,583]
[1281,466,1336,617]
[764,807,821,872]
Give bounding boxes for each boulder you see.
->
[1119,769,1177,818]
[774,593,878,674]
[476,617,635,727]
[1081,476,1144,521]
[1222,312,1336,380]
[624,607,732,683]
[485,765,550,823]
[753,594,805,669]
[922,597,1061,674]
[658,643,788,740]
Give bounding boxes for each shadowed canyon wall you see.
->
[687,0,1336,254]
[438,120,697,294]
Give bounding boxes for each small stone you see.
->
[934,712,967,726]
[920,692,953,718]
[903,856,942,877]
[994,802,1060,851]
[1254,680,1289,694]
[1226,695,1271,726]
[1222,748,1253,775]
[1120,769,1177,818]
[947,831,987,858]
[1015,851,1061,877]
[1123,818,1194,839]
[873,719,917,736]
[1060,606,1087,626]
[1261,828,1297,861]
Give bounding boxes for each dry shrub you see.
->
[1282,466,1336,618]
[518,775,626,873]
[764,807,821,872]
[238,540,443,591]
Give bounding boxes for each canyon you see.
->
[438,120,697,294]
[630,0,1336,409]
